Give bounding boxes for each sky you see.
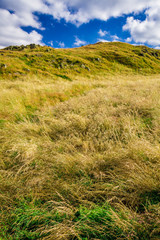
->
[1,0,160,49]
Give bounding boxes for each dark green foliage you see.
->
[55,74,72,81]
[74,205,125,240]
[0,201,71,240]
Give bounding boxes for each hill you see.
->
[0,42,160,239]
[1,42,160,81]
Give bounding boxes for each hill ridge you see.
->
[1,42,160,80]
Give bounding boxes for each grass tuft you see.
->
[0,43,160,239]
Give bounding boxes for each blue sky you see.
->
[34,14,131,48]
[0,0,160,49]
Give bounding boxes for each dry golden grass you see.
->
[0,74,160,239]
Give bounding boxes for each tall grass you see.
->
[0,74,160,239]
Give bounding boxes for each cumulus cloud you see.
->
[97,39,109,43]
[49,41,54,47]
[123,3,160,46]
[0,0,46,48]
[1,0,160,48]
[155,46,160,49]
[112,35,120,42]
[0,9,43,48]
[98,29,108,37]
[0,0,47,28]
[126,37,132,43]
[97,33,120,43]
[46,0,156,25]
[74,36,87,46]
[58,42,65,48]
[46,0,160,46]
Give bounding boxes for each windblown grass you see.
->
[0,72,160,239]
[1,42,160,80]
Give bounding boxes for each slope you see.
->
[1,42,160,81]
[0,43,160,240]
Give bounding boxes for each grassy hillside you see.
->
[1,42,160,81]
[0,43,160,239]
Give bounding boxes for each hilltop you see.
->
[0,42,160,239]
[1,42,160,81]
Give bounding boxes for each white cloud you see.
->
[58,42,65,48]
[0,9,43,48]
[1,0,160,48]
[97,39,109,43]
[45,0,160,47]
[46,0,156,25]
[126,37,132,43]
[98,29,108,37]
[155,46,160,49]
[49,41,54,47]
[97,33,120,43]
[123,4,160,46]
[112,35,120,42]
[0,0,47,29]
[74,36,86,46]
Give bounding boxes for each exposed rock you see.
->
[81,64,90,71]
[60,63,64,69]
[4,45,27,51]
[86,67,90,71]
[23,68,30,72]
[81,64,86,69]
[59,60,69,69]
[0,63,7,68]
[29,44,36,49]
[96,58,101,62]
[19,45,25,51]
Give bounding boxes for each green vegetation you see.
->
[0,42,160,239]
[1,42,160,80]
